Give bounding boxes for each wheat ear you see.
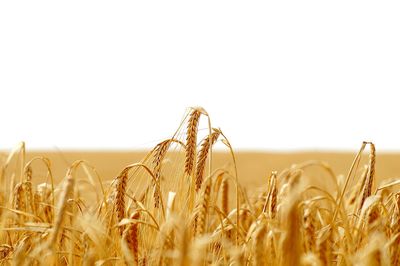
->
[221,177,229,215]
[152,140,172,208]
[269,172,278,219]
[13,183,25,212]
[124,211,140,265]
[194,177,212,237]
[359,142,376,212]
[303,203,316,253]
[50,172,75,245]
[115,169,128,234]
[184,109,201,176]
[195,128,220,191]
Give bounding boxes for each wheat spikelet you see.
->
[13,182,25,212]
[221,177,229,215]
[269,172,277,219]
[34,185,53,223]
[23,165,34,215]
[194,177,212,237]
[367,204,380,226]
[152,139,172,208]
[346,165,368,210]
[303,203,316,253]
[195,128,220,191]
[239,207,252,234]
[254,189,268,216]
[33,191,41,219]
[23,181,34,215]
[50,172,75,245]
[33,183,53,223]
[184,109,201,176]
[366,202,381,234]
[359,142,376,212]
[153,140,172,171]
[124,211,140,265]
[368,142,376,188]
[24,165,32,181]
[115,169,128,234]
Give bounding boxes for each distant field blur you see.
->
[9,150,400,191]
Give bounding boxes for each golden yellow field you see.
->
[11,150,400,195]
[1,107,399,265]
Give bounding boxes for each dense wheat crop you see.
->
[0,107,399,265]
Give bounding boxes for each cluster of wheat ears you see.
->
[0,107,399,265]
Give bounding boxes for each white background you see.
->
[0,1,399,151]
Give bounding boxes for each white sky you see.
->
[1,1,400,151]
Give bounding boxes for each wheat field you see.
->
[1,107,400,265]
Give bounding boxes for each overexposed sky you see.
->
[1,1,400,151]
